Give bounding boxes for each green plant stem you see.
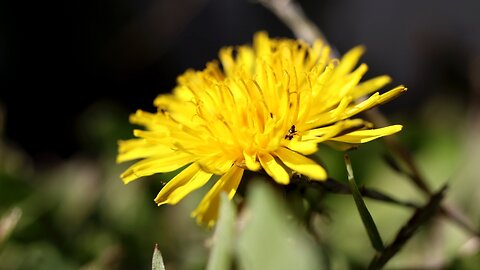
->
[344,154,384,252]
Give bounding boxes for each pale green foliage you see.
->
[207,194,236,270]
[235,180,323,270]
[152,244,166,270]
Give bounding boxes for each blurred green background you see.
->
[1,0,480,269]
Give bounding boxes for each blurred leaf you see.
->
[152,243,166,270]
[344,154,384,252]
[0,207,22,245]
[0,171,32,207]
[0,241,76,270]
[76,101,131,156]
[52,160,101,233]
[79,245,123,270]
[207,193,236,270]
[99,164,152,236]
[448,238,480,270]
[237,180,323,270]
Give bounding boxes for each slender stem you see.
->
[368,186,447,269]
[257,0,327,44]
[345,154,385,252]
[307,178,421,209]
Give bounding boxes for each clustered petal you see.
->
[118,32,406,227]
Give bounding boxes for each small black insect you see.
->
[284,124,297,140]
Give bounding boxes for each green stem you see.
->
[344,154,384,252]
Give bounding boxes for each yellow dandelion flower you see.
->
[117,32,406,227]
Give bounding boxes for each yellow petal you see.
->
[117,139,174,163]
[302,119,366,139]
[284,139,318,155]
[121,153,195,183]
[376,86,408,105]
[191,165,244,227]
[154,163,213,205]
[334,63,368,100]
[311,62,335,99]
[303,96,352,129]
[254,31,271,56]
[197,156,235,175]
[353,75,392,100]
[258,153,290,184]
[129,110,157,127]
[343,86,407,119]
[133,129,169,142]
[331,125,403,143]
[275,147,327,180]
[219,47,235,76]
[243,150,261,171]
[333,45,365,79]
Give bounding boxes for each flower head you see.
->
[117,32,406,226]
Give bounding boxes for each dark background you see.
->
[1,0,479,160]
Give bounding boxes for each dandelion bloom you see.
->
[117,32,406,226]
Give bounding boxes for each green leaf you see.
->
[152,243,166,270]
[237,179,324,270]
[207,193,236,270]
[0,207,22,246]
[344,154,385,252]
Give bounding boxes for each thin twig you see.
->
[257,0,327,45]
[368,185,447,269]
[440,205,480,238]
[304,178,421,209]
[383,151,480,237]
